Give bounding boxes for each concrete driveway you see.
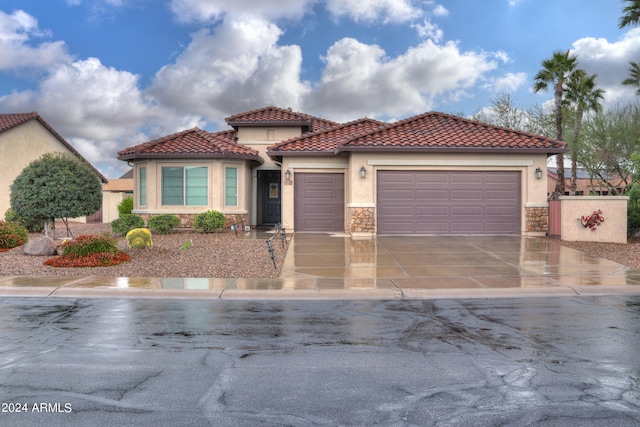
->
[276,233,640,298]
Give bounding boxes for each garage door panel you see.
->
[416,189,449,199]
[451,189,483,200]
[417,174,449,185]
[416,222,451,234]
[416,206,449,216]
[378,171,520,235]
[295,173,344,232]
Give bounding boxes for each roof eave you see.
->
[336,146,568,155]
[117,152,264,164]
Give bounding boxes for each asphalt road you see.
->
[1,296,639,426]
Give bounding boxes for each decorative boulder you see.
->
[22,236,59,256]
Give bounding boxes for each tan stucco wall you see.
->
[102,191,131,223]
[131,159,252,220]
[559,196,628,243]
[281,151,549,235]
[0,121,78,218]
[237,127,301,168]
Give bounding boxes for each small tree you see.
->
[10,152,102,239]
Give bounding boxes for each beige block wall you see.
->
[559,196,628,243]
[0,121,76,217]
[102,191,130,223]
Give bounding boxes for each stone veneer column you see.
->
[348,207,375,234]
[525,206,549,233]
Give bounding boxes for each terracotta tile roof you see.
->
[0,112,108,183]
[268,118,386,156]
[337,112,567,154]
[117,127,263,164]
[226,106,338,133]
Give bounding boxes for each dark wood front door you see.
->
[260,170,281,224]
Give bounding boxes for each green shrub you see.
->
[4,208,44,233]
[0,221,29,249]
[111,214,145,236]
[60,233,118,258]
[126,228,153,249]
[148,214,180,234]
[194,210,226,233]
[117,197,134,216]
[629,203,640,237]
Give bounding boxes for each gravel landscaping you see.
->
[1,222,640,278]
[0,223,288,278]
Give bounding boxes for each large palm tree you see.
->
[565,70,605,195]
[620,0,640,28]
[533,50,578,195]
[623,61,640,95]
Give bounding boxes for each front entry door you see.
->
[260,170,281,224]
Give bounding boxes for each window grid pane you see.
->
[139,167,147,206]
[162,167,184,205]
[225,167,237,206]
[186,167,208,206]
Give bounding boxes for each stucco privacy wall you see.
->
[0,120,77,217]
[559,196,628,243]
[280,151,549,235]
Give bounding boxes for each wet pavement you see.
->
[1,234,639,299]
[1,296,639,426]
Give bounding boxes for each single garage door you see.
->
[294,173,344,232]
[377,171,521,235]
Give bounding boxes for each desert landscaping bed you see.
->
[0,223,288,278]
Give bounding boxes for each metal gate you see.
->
[548,199,561,237]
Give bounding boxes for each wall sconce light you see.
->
[360,166,366,179]
[535,167,542,180]
[284,169,291,181]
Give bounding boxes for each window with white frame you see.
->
[161,166,208,206]
[138,167,147,206]
[225,167,237,206]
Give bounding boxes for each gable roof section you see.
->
[337,112,567,154]
[0,112,108,183]
[268,118,387,157]
[226,106,338,133]
[117,127,263,164]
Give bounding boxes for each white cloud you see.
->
[413,19,443,42]
[570,28,640,109]
[305,37,499,121]
[0,10,69,70]
[169,0,315,22]
[325,0,421,23]
[150,17,310,125]
[484,72,527,93]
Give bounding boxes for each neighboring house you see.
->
[547,167,629,196]
[102,169,134,223]
[118,106,566,236]
[0,112,108,221]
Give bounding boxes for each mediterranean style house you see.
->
[0,113,108,220]
[117,106,566,237]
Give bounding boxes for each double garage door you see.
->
[377,171,521,235]
[294,171,521,235]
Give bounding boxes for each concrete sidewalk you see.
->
[1,234,640,299]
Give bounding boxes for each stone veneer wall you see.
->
[138,213,248,229]
[348,207,375,234]
[525,206,548,233]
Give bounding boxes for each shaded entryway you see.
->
[377,171,521,235]
[257,170,281,225]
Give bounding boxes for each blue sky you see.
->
[0,0,637,177]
